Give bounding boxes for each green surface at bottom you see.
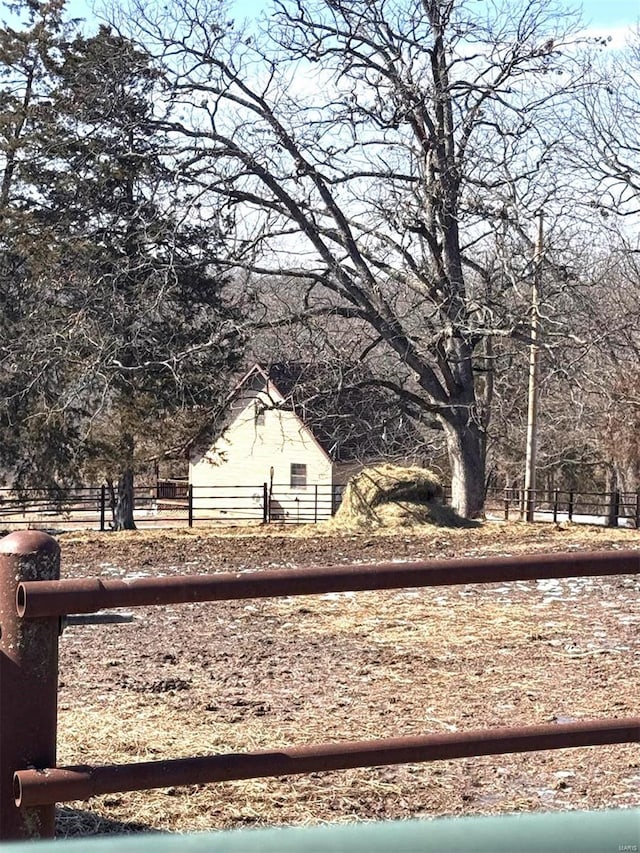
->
[3,808,639,852]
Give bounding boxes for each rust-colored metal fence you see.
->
[1,531,638,841]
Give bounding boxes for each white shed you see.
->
[189,363,424,522]
[189,366,335,521]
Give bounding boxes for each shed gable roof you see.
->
[190,361,422,464]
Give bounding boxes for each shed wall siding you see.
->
[190,392,333,521]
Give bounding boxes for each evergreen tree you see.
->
[0,0,82,493]
[1,15,242,529]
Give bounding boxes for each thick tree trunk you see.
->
[612,460,640,520]
[107,468,137,531]
[441,417,486,518]
[606,465,619,528]
[109,430,137,531]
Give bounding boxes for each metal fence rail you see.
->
[0,487,102,527]
[3,483,640,531]
[14,718,639,807]
[16,550,640,618]
[0,483,342,530]
[1,531,638,841]
[500,486,640,527]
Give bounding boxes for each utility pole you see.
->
[522,211,544,522]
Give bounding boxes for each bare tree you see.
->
[117,0,587,517]
[556,32,640,503]
[567,31,640,217]
[571,249,640,502]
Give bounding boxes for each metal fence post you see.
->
[262,483,269,524]
[0,531,60,840]
[635,490,640,530]
[188,485,194,528]
[99,485,106,532]
[504,489,510,521]
[553,489,559,524]
[568,491,574,521]
[607,491,620,528]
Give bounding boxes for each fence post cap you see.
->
[0,530,60,557]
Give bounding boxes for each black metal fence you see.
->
[1,483,639,531]
[498,487,640,528]
[0,487,102,526]
[0,482,343,530]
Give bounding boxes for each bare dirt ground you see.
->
[32,521,640,836]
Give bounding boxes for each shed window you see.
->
[255,402,265,426]
[290,463,307,489]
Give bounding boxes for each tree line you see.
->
[1,0,639,528]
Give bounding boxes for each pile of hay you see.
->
[330,463,463,530]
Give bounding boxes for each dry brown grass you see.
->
[46,520,640,836]
[52,513,640,548]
